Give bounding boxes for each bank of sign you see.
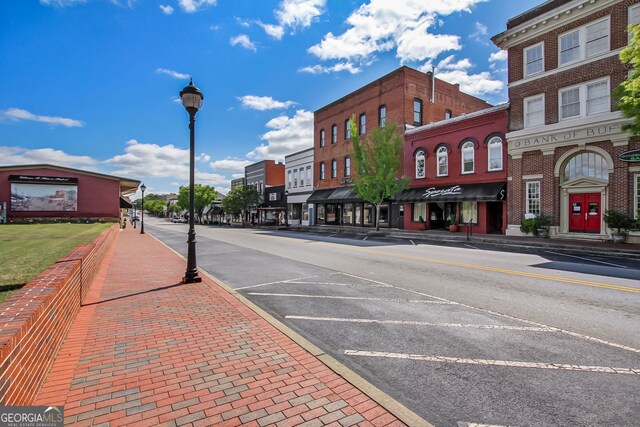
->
[511,124,619,148]
[618,149,640,162]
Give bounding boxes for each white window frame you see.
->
[359,113,366,135]
[413,202,426,222]
[287,170,292,188]
[306,166,311,186]
[558,16,610,67]
[526,181,541,216]
[299,168,304,187]
[293,169,298,187]
[437,146,448,177]
[460,201,478,224]
[634,173,640,219]
[630,5,640,42]
[320,162,325,180]
[331,124,337,144]
[559,77,610,121]
[524,42,544,77]
[488,136,503,171]
[320,129,325,147]
[345,156,351,177]
[461,141,475,174]
[331,159,337,179]
[524,94,545,128]
[415,150,426,179]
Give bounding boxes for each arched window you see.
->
[488,136,503,171]
[415,150,426,179]
[331,159,337,178]
[562,152,609,183]
[437,146,448,176]
[445,109,452,119]
[462,141,475,173]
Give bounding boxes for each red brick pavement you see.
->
[35,226,410,427]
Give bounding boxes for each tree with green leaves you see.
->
[177,184,217,223]
[615,23,640,137]
[350,117,408,231]
[222,185,260,226]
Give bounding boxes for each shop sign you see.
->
[8,175,78,184]
[618,149,640,162]
[510,124,620,149]
[339,178,354,185]
[422,185,462,198]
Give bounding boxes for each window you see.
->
[331,159,337,179]
[488,136,503,171]
[445,109,452,120]
[359,113,366,135]
[319,162,325,180]
[413,202,426,222]
[287,170,292,188]
[413,98,423,125]
[306,166,311,186]
[378,105,387,128]
[320,129,325,147]
[293,169,298,187]
[630,5,640,42]
[524,43,544,76]
[524,95,544,127]
[526,181,540,216]
[559,17,610,66]
[559,78,610,120]
[331,124,337,144]
[344,119,351,139]
[462,141,475,173]
[415,150,426,179]
[437,146,448,176]
[562,152,609,183]
[344,156,351,177]
[635,174,640,219]
[299,168,304,187]
[460,201,478,224]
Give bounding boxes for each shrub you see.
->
[603,209,635,235]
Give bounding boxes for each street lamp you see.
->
[180,79,203,284]
[140,183,146,235]
[133,204,137,229]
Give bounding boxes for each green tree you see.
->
[177,184,217,223]
[222,185,260,226]
[615,23,640,137]
[350,118,408,231]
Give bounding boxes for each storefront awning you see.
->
[307,187,362,203]
[395,182,506,202]
[120,197,133,208]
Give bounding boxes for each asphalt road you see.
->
[144,217,640,427]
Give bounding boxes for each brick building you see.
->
[309,66,492,228]
[245,160,285,225]
[398,104,509,234]
[492,0,640,238]
[285,147,314,226]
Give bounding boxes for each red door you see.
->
[569,193,601,233]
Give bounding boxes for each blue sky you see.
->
[1,0,541,197]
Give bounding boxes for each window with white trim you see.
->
[331,124,337,144]
[344,119,351,139]
[413,202,426,222]
[559,77,610,120]
[299,168,303,187]
[559,17,610,66]
[319,162,325,180]
[344,156,351,177]
[319,129,325,147]
[415,150,425,179]
[631,4,640,25]
[359,113,366,135]
[287,170,292,188]
[460,201,478,224]
[293,169,298,187]
[524,43,544,76]
[437,146,448,176]
[488,136,503,171]
[331,159,337,179]
[378,105,387,128]
[526,181,540,216]
[462,141,474,174]
[413,98,423,126]
[635,174,640,219]
[306,166,311,186]
[524,95,544,127]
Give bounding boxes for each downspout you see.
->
[431,66,435,104]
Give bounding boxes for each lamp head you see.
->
[140,183,146,193]
[180,79,204,113]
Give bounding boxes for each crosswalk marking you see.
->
[247,292,454,304]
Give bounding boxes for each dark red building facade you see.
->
[398,104,509,234]
[0,164,139,223]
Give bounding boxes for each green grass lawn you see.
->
[0,223,111,302]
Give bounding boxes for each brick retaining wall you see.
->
[0,225,117,405]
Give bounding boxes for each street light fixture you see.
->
[140,183,146,234]
[180,79,203,284]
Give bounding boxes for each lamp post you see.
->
[140,183,146,234]
[133,205,137,229]
[180,79,203,284]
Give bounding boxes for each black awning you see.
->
[120,197,133,208]
[307,188,337,203]
[395,182,506,202]
[307,187,363,203]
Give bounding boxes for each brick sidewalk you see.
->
[35,226,412,427]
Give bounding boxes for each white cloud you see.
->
[489,50,507,62]
[247,110,313,161]
[231,173,245,179]
[0,146,97,168]
[276,0,326,30]
[437,55,473,71]
[159,4,174,14]
[230,34,257,52]
[1,108,83,127]
[238,95,296,111]
[417,56,503,96]
[257,22,285,40]
[210,158,252,172]
[104,139,209,179]
[299,62,362,74]
[195,171,229,187]
[40,0,87,7]
[308,0,483,71]
[469,21,488,43]
[178,0,217,13]
[156,68,189,79]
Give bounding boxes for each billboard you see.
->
[11,183,78,212]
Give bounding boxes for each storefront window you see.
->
[355,205,362,225]
[326,204,337,223]
[364,204,374,225]
[460,201,477,224]
[302,203,309,221]
[413,202,426,222]
[317,205,325,224]
[635,174,640,219]
[379,204,389,225]
[343,203,354,225]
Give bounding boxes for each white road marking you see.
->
[464,244,479,250]
[344,350,640,376]
[409,240,416,246]
[235,275,320,290]
[285,316,555,332]
[363,236,368,241]
[247,292,454,304]
[544,250,628,268]
[457,423,511,427]
[285,281,391,288]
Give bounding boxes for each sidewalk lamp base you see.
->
[182,276,202,284]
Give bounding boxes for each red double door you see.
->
[569,193,601,233]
